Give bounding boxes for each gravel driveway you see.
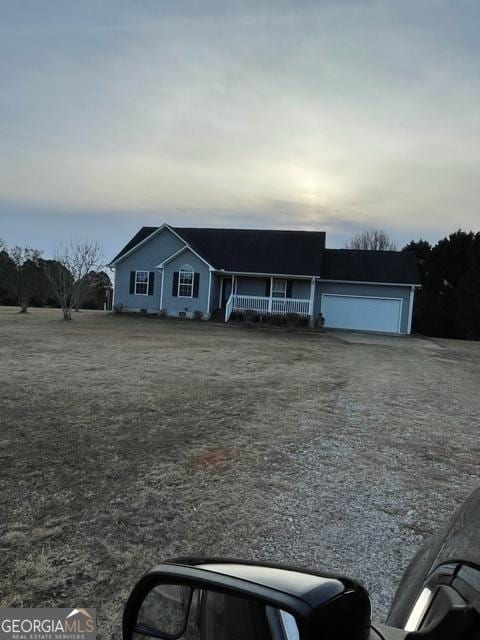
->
[1,308,479,637]
[251,330,480,619]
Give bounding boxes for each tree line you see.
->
[0,239,111,320]
[403,231,480,340]
[347,228,480,340]
[2,229,479,337]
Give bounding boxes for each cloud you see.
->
[1,0,479,255]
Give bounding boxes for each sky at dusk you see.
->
[1,0,480,261]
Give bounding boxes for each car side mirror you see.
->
[122,558,372,640]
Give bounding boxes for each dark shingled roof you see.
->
[172,227,325,276]
[110,225,420,284]
[110,226,157,263]
[321,249,421,285]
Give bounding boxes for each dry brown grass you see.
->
[1,307,480,637]
[190,448,235,471]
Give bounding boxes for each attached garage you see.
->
[321,294,403,334]
[316,250,420,335]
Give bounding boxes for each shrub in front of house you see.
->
[230,311,242,322]
[193,310,204,320]
[268,314,286,326]
[113,303,126,314]
[243,309,258,325]
[316,313,325,328]
[285,312,303,330]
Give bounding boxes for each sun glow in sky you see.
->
[1,0,480,258]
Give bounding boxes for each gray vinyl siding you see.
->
[112,226,412,330]
[291,279,311,299]
[162,249,211,318]
[113,228,184,312]
[314,281,412,334]
[236,277,268,296]
[235,277,311,299]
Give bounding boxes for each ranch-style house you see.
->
[108,224,420,334]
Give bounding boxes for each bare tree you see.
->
[44,240,102,320]
[345,228,397,251]
[5,245,44,312]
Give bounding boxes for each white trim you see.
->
[111,268,116,309]
[134,270,150,296]
[165,224,197,244]
[178,265,194,298]
[159,268,165,310]
[156,245,188,267]
[322,292,404,302]
[231,294,310,317]
[221,270,318,279]
[107,223,215,269]
[271,277,287,298]
[156,243,214,270]
[319,278,420,287]
[220,271,417,287]
[407,286,414,334]
[321,292,403,334]
[207,270,212,313]
[308,277,315,326]
[168,225,215,269]
[108,223,174,266]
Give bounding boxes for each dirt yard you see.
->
[1,307,480,637]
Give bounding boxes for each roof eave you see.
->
[319,278,421,287]
[108,224,169,266]
[220,270,321,279]
[156,243,215,270]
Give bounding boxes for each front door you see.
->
[220,277,233,308]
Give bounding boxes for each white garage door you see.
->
[322,294,402,333]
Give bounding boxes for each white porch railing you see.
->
[225,294,310,321]
[225,292,234,322]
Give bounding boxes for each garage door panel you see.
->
[322,295,402,333]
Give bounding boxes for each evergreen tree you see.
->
[402,240,432,334]
[405,231,479,339]
[454,233,480,339]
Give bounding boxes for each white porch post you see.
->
[206,269,213,315]
[308,277,316,327]
[111,268,116,309]
[268,276,273,313]
[159,268,164,310]
[407,286,415,334]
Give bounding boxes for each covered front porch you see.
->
[219,274,315,323]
